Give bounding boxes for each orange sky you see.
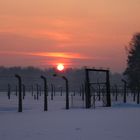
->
[0,0,140,72]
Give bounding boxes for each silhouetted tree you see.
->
[124,33,140,89]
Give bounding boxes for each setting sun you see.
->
[57,64,65,71]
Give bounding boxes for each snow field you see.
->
[0,92,140,140]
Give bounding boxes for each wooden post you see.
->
[36,84,39,100]
[73,90,75,96]
[106,70,111,107]
[39,85,42,96]
[133,91,136,102]
[41,76,48,111]
[51,84,54,100]
[81,84,85,101]
[85,69,91,108]
[7,84,11,100]
[31,85,34,96]
[22,84,26,100]
[60,87,63,96]
[98,83,101,101]
[62,76,69,110]
[53,85,56,96]
[15,85,18,96]
[122,79,127,103]
[15,74,22,112]
[79,87,82,96]
[137,89,140,104]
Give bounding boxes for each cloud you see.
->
[28,52,92,59]
[0,50,93,59]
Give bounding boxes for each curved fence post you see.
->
[15,74,22,112]
[41,76,48,111]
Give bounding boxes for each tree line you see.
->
[0,66,122,92]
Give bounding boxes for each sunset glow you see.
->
[0,0,140,72]
[28,52,92,59]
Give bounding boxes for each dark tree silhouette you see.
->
[124,33,140,89]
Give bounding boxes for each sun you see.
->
[57,63,65,71]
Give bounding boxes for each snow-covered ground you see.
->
[0,92,140,140]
